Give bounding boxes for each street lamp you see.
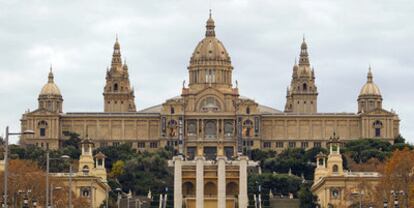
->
[116,188,122,208]
[60,155,73,208]
[3,126,34,208]
[50,185,62,208]
[32,198,37,208]
[45,153,71,208]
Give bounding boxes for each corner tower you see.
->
[103,37,136,112]
[284,38,318,113]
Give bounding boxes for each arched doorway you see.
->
[204,182,217,197]
[226,182,238,196]
[182,182,195,197]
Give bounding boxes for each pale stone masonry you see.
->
[20,11,399,157]
[168,155,258,208]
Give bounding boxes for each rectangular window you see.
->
[150,142,158,148]
[276,142,284,148]
[138,142,145,148]
[375,128,381,137]
[314,142,321,148]
[263,142,271,148]
[40,128,46,137]
[289,141,296,148]
[301,142,309,148]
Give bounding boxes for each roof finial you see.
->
[303,33,306,42]
[48,65,54,83]
[367,65,373,83]
[205,9,216,37]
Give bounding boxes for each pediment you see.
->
[362,108,394,116]
[26,108,58,115]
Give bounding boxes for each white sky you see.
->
[0,0,413,143]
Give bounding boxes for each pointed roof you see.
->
[299,37,310,66]
[111,35,122,68]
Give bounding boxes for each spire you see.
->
[205,9,216,37]
[111,35,122,68]
[48,65,54,83]
[299,37,310,66]
[367,65,373,83]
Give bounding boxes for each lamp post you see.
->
[32,198,37,208]
[3,126,34,208]
[50,185,62,208]
[116,188,122,208]
[391,190,406,208]
[46,154,71,208]
[60,155,73,208]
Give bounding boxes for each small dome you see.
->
[40,68,61,96]
[359,68,381,96]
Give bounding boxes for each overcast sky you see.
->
[0,0,413,144]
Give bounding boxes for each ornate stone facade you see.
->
[20,12,400,156]
[311,135,380,207]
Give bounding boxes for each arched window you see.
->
[333,164,339,173]
[182,182,195,196]
[318,158,324,166]
[246,107,250,115]
[200,97,221,112]
[82,165,90,176]
[113,83,118,91]
[303,83,308,91]
[243,119,253,137]
[204,182,217,196]
[38,121,48,137]
[170,106,175,114]
[373,120,383,137]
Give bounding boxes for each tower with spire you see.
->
[284,38,318,113]
[103,37,136,112]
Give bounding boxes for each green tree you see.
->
[298,183,317,208]
[110,160,125,178]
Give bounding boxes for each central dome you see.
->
[189,13,231,65]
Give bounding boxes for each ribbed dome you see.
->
[190,12,231,64]
[40,68,61,96]
[191,38,230,62]
[359,68,381,96]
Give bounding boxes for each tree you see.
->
[0,159,85,207]
[373,148,414,207]
[298,183,317,208]
[110,160,125,178]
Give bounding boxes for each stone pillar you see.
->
[173,156,183,208]
[238,156,249,208]
[196,156,204,208]
[217,156,227,208]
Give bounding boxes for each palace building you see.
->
[20,12,400,158]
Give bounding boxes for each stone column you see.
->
[238,156,249,208]
[217,156,227,208]
[196,156,204,208]
[173,156,183,208]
